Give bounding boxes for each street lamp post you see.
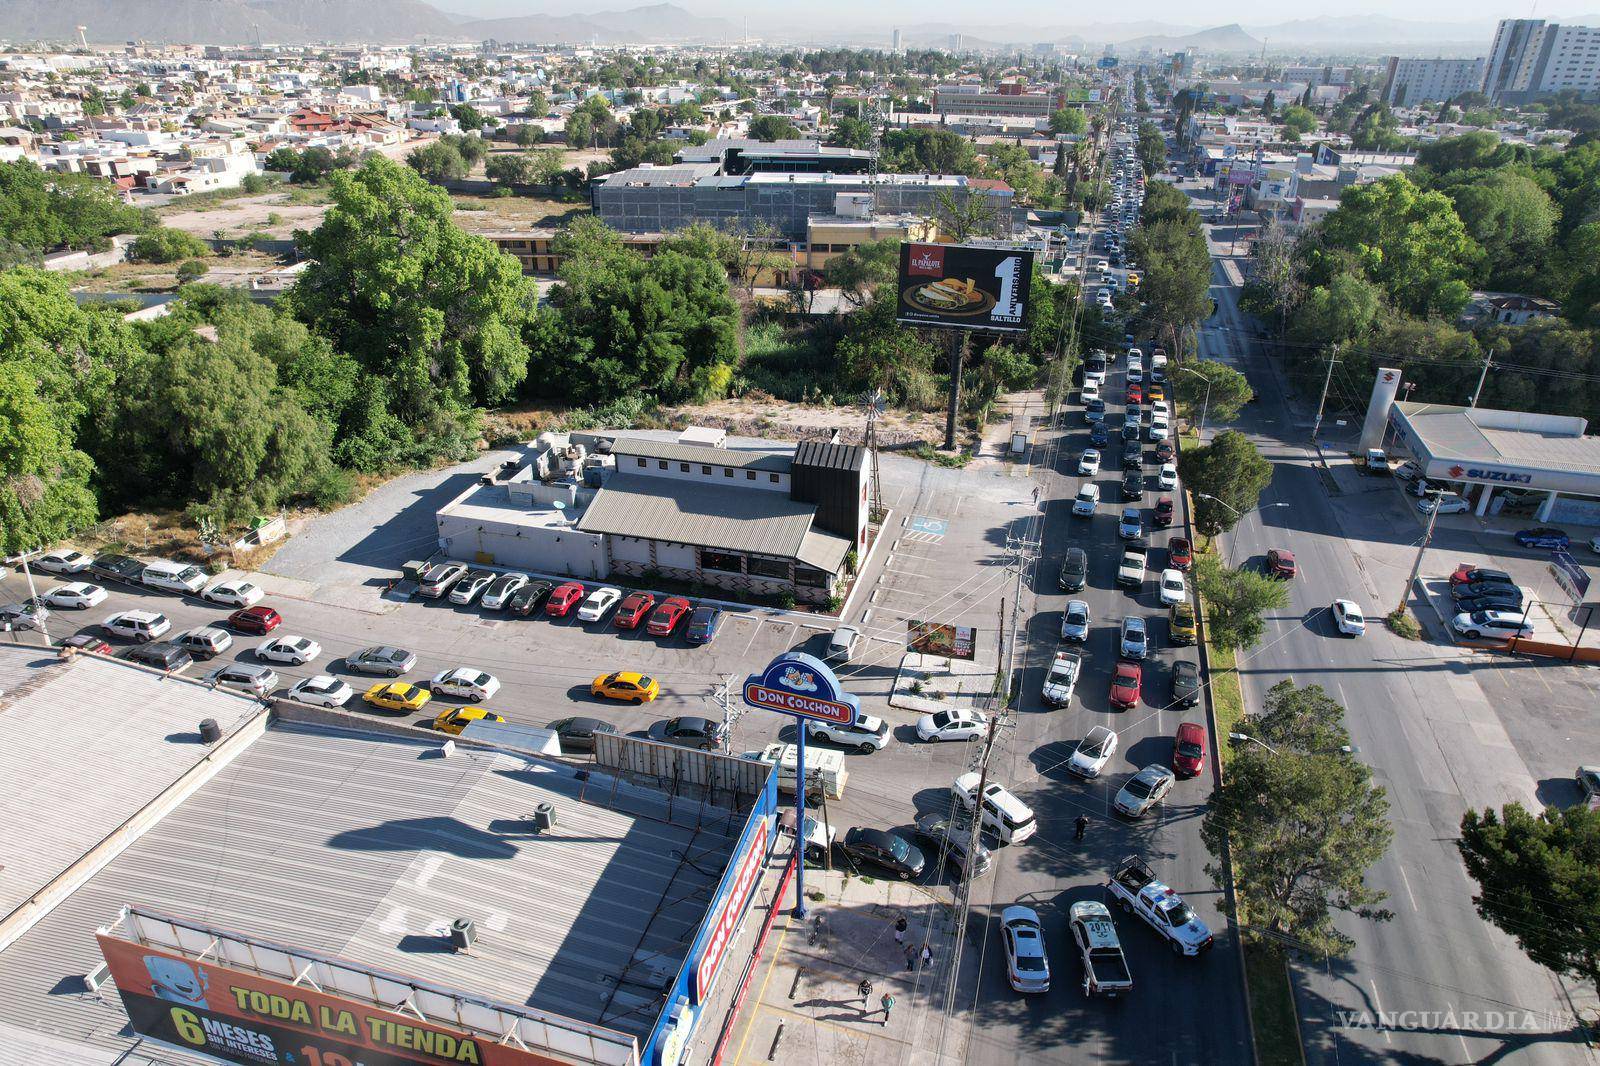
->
[1195,494,1290,566]
[1229,731,1360,757]
[1174,364,1212,441]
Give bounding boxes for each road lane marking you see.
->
[1368,981,1393,1044]
[1396,864,1418,912]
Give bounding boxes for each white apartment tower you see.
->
[1483,18,1600,102]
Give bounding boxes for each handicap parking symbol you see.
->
[905,516,948,543]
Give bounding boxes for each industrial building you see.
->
[0,644,784,1066]
[435,430,870,605]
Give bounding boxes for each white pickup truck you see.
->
[1041,650,1081,708]
[1117,543,1147,588]
[1105,855,1215,956]
[1069,901,1134,997]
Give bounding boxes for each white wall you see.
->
[657,543,697,570]
[618,453,790,493]
[438,515,607,579]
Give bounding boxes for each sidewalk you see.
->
[720,867,967,1066]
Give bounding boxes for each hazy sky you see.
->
[431,0,1597,32]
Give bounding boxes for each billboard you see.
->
[907,621,977,660]
[743,652,860,726]
[1098,56,1120,68]
[1551,550,1592,601]
[95,932,574,1066]
[896,243,1034,334]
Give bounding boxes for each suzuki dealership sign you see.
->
[743,652,859,726]
[1445,464,1534,485]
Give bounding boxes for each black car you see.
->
[547,716,618,753]
[1121,422,1141,443]
[661,716,724,750]
[507,580,554,616]
[1452,580,1522,603]
[124,641,194,672]
[90,553,146,584]
[1455,593,1525,615]
[839,827,925,880]
[1058,547,1088,592]
[1121,472,1144,501]
[1452,567,1512,588]
[1121,446,1143,471]
[1171,660,1201,707]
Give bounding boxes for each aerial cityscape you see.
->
[1,5,1599,1066]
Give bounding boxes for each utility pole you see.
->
[1310,343,1338,443]
[15,550,49,646]
[1398,493,1443,615]
[943,332,967,451]
[1469,349,1494,408]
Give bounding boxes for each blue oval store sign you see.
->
[743,652,858,726]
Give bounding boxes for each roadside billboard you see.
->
[742,652,859,726]
[896,243,1034,334]
[1551,550,1591,601]
[907,621,977,660]
[95,932,575,1066]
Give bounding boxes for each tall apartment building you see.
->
[933,83,1061,119]
[1381,57,1486,105]
[1483,18,1600,102]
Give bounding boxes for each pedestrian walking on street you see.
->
[1074,814,1089,841]
[920,945,932,969]
[893,915,907,944]
[881,994,895,1026]
[858,979,873,1008]
[905,946,916,971]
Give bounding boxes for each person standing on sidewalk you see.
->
[881,994,895,1026]
[1074,814,1089,841]
[858,979,873,1009]
[893,915,907,945]
[920,944,932,969]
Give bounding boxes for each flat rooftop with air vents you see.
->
[0,718,745,1060]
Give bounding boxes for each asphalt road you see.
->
[951,162,1251,1062]
[1189,194,1591,1065]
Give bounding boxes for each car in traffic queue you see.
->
[1170,660,1201,708]
[228,606,282,635]
[58,633,112,656]
[205,662,278,697]
[1001,906,1051,993]
[433,706,507,735]
[1172,720,1206,775]
[41,582,107,610]
[1109,661,1142,710]
[1060,599,1091,643]
[1059,547,1089,592]
[1115,764,1176,818]
[1515,527,1570,550]
[345,645,417,677]
[1153,496,1174,528]
[1118,508,1142,540]
[1168,537,1193,571]
[1119,616,1149,659]
[1169,602,1197,645]
[256,635,322,665]
[101,609,171,643]
[430,667,501,702]
[363,681,432,713]
[1073,484,1101,517]
[124,642,193,672]
[171,627,232,660]
[547,716,619,752]
[1068,725,1119,779]
[916,708,987,742]
[591,671,660,704]
[1078,449,1101,476]
[1159,568,1187,607]
[659,715,724,750]
[288,675,354,708]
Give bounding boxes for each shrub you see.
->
[175,259,209,284]
[129,227,209,264]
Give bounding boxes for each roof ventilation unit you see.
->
[198,718,222,744]
[448,917,476,952]
[530,802,556,833]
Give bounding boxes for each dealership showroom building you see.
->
[1386,401,1600,526]
[0,643,784,1066]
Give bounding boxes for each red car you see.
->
[228,606,281,635]
[646,596,692,636]
[1168,537,1193,571]
[614,592,656,629]
[1267,548,1297,579]
[1109,662,1142,710]
[545,582,586,617]
[1127,384,1143,404]
[1154,440,1176,464]
[1172,721,1207,777]
[1153,496,1175,528]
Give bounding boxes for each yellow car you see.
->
[1147,384,1165,403]
[590,670,660,704]
[433,706,506,734]
[1170,602,1198,646]
[363,681,432,712]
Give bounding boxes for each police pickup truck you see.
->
[1068,901,1133,997]
[1105,855,1214,956]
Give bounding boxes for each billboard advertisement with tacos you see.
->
[896,243,1034,334]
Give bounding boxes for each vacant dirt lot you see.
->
[158,191,332,240]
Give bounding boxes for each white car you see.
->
[202,579,264,608]
[101,609,171,642]
[577,586,623,622]
[41,582,108,609]
[1159,569,1187,607]
[1151,400,1171,420]
[31,549,91,575]
[430,667,501,702]
[287,675,354,708]
[205,662,279,696]
[1081,381,1101,404]
[478,572,529,610]
[1077,449,1101,476]
[916,708,987,742]
[1060,599,1091,642]
[1072,484,1101,516]
[1127,366,1143,384]
[806,714,890,752]
[1114,764,1176,818]
[826,625,861,662]
[448,570,495,605]
[1157,463,1178,491]
[1418,493,1470,515]
[1147,418,1169,442]
[1068,725,1119,778]
[1001,906,1051,993]
[1451,609,1534,641]
[1331,600,1366,637]
[256,635,322,665]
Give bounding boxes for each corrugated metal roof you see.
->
[797,528,853,573]
[0,723,741,1055]
[0,645,264,926]
[609,437,792,472]
[578,473,817,558]
[793,440,865,473]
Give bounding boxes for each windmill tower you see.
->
[76,25,89,50]
[860,390,885,522]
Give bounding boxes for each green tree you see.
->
[443,133,487,167]
[1048,108,1087,136]
[128,227,209,264]
[1448,170,1557,292]
[265,146,301,172]
[407,140,469,183]
[511,123,543,148]
[287,157,533,445]
[1171,358,1253,424]
[1204,682,1392,956]
[175,259,209,284]
[748,115,802,141]
[1349,105,1405,151]
[530,148,567,187]
[0,160,147,254]
[0,363,98,553]
[1179,429,1273,537]
[485,153,533,185]
[881,128,980,175]
[291,146,336,183]
[565,111,594,148]
[1193,554,1289,650]
[449,103,485,131]
[827,116,875,150]
[525,90,548,117]
[1280,105,1317,139]
[1136,120,1166,176]
[1459,802,1600,994]
[1290,272,1383,349]
[824,238,899,308]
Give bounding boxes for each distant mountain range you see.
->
[469,3,739,44]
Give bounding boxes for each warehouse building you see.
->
[0,644,783,1066]
[435,431,870,605]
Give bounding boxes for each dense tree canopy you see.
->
[1179,430,1273,538]
[0,160,147,255]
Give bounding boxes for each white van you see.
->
[742,742,849,800]
[952,772,1037,844]
[141,559,208,595]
